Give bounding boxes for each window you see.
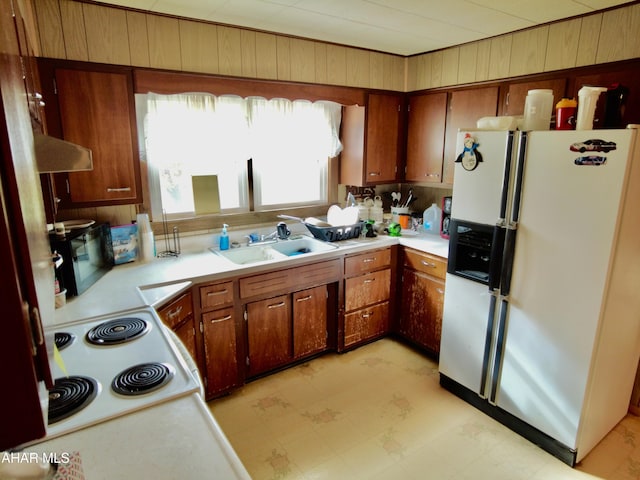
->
[137,93,342,220]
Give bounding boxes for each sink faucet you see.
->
[245,222,290,245]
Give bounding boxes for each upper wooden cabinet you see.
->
[442,86,499,185]
[340,92,403,186]
[500,78,567,120]
[405,92,447,183]
[38,59,142,207]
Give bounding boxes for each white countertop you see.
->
[25,394,251,480]
[53,229,448,325]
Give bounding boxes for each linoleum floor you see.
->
[208,338,640,479]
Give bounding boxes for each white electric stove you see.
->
[43,307,201,441]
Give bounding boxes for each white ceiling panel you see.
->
[94,0,633,55]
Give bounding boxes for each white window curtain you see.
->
[247,97,342,210]
[142,93,342,217]
[144,93,250,218]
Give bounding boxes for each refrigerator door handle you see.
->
[510,131,528,225]
[500,227,517,297]
[498,131,516,222]
[479,290,500,399]
[488,225,506,291]
[489,296,509,405]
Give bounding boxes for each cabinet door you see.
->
[53,67,141,205]
[400,269,445,354]
[293,285,327,359]
[174,317,197,363]
[501,78,567,118]
[442,87,499,185]
[345,268,391,312]
[340,93,402,186]
[405,92,447,183]
[247,295,292,376]
[365,93,402,184]
[344,301,389,347]
[203,307,238,397]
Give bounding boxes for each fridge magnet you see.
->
[569,139,616,153]
[456,133,483,171]
[574,156,607,166]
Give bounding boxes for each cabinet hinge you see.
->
[398,104,401,112]
[204,377,208,388]
[53,78,58,95]
[243,310,248,321]
[199,321,203,333]
[246,356,250,366]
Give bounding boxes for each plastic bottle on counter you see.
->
[136,213,155,261]
[219,223,230,250]
[423,203,442,235]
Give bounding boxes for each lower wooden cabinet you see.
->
[344,301,390,346]
[246,284,329,377]
[156,291,197,364]
[246,294,292,376]
[398,248,446,355]
[202,307,239,397]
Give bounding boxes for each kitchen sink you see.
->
[212,236,337,265]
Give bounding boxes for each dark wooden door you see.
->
[502,78,567,118]
[405,92,447,183]
[293,285,327,358]
[443,86,499,185]
[365,93,402,184]
[203,307,238,397]
[247,295,292,376]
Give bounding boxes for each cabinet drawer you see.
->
[200,281,234,310]
[345,268,390,312]
[240,259,340,299]
[157,292,193,329]
[403,249,446,279]
[345,248,391,277]
[344,301,390,347]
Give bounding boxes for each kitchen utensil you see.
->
[391,192,401,207]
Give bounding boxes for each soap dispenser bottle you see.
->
[219,224,230,250]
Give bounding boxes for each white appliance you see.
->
[40,307,201,442]
[439,128,640,466]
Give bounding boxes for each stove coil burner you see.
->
[54,332,76,351]
[111,362,175,396]
[86,317,149,345]
[48,376,99,425]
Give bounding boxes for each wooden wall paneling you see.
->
[389,55,405,92]
[147,15,181,70]
[458,43,478,84]
[59,0,88,61]
[488,34,512,80]
[34,0,65,58]
[82,3,130,65]
[179,20,219,74]
[255,32,277,80]
[405,56,419,91]
[509,26,549,77]
[369,52,385,89]
[441,47,459,87]
[240,30,257,78]
[290,38,315,84]
[430,51,444,87]
[410,54,431,91]
[475,39,491,82]
[217,26,242,76]
[346,48,370,87]
[596,4,640,64]
[544,18,581,72]
[126,11,150,67]
[576,14,602,67]
[326,44,347,86]
[276,36,291,81]
[314,42,328,84]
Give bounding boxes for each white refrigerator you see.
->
[439,127,640,466]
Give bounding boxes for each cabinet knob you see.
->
[207,289,228,296]
[267,301,286,309]
[210,315,232,323]
[167,306,183,319]
[368,172,381,177]
[107,187,132,192]
[296,295,313,302]
[421,260,436,268]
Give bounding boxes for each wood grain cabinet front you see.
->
[202,307,239,398]
[37,59,142,207]
[342,248,392,349]
[398,248,446,355]
[157,291,197,362]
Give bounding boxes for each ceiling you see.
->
[97,0,633,56]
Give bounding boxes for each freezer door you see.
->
[450,130,515,225]
[494,129,634,448]
[439,274,497,394]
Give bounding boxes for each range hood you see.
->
[34,133,93,173]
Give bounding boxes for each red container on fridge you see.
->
[555,98,577,130]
